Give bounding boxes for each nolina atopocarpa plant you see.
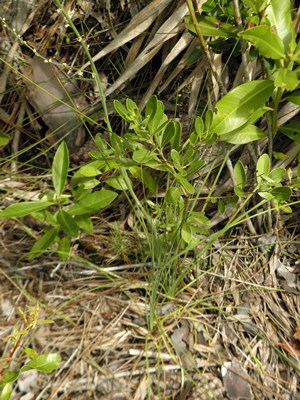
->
[0,304,60,400]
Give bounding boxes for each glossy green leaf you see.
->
[220,124,266,144]
[68,189,117,216]
[145,95,165,134]
[56,210,79,237]
[269,168,285,182]
[28,227,59,260]
[239,26,285,59]
[274,68,299,91]
[0,382,13,400]
[234,161,246,189]
[0,201,52,218]
[256,154,270,182]
[266,0,293,52]
[52,141,69,197]
[211,80,274,135]
[20,353,61,373]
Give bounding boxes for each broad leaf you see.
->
[68,189,117,216]
[220,125,266,144]
[56,210,79,237]
[20,353,61,373]
[266,0,293,52]
[52,141,69,197]
[0,201,52,218]
[0,382,13,400]
[274,68,299,91]
[256,154,270,182]
[211,80,274,135]
[280,121,300,143]
[239,26,285,59]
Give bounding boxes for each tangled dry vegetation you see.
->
[0,0,300,399]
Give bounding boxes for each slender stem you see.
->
[233,0,250,82]
[186,0,227,95]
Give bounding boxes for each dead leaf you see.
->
[293,324,300,340]
[278,341,300,357]
[221,358,253,400]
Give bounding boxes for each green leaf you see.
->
[284,91,300,106]
[256,154,270,182]
[195,116,205,137]
[129,166,158,194]
[265,0,293,52]
[238,25,285,59]
[0,201,53,218]
[174,174,195,195]
[181,222,192,243]
[24,347,39,359]
[2,371,19,384]
[161,121,175,147]
[186,160,205,177]
[0,382,13,400]
[28,227,59,260]
[57,236,71,260]
[52,141,69,197]
[132,148,160,164]
[271,186,291,202]
[234,161,246,189]
[280,121,300,143]
[186,15,238,38]
[68,190,117,216]
[211,80,274,135]
[145,96,165,134]
[0,131,10,147]
[74,214,93,233]
[269,168,285,182]
[220,124,266,144]
[105,175,129,190]
[56,210,79,237]
[114,100,132,121]
[274,68,299,91]
[20,353,61,373]
[165,187,181,204]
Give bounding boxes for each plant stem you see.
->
[186,0,227,96]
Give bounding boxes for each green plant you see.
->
[0,141,117,259]
[0,305,60,400]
